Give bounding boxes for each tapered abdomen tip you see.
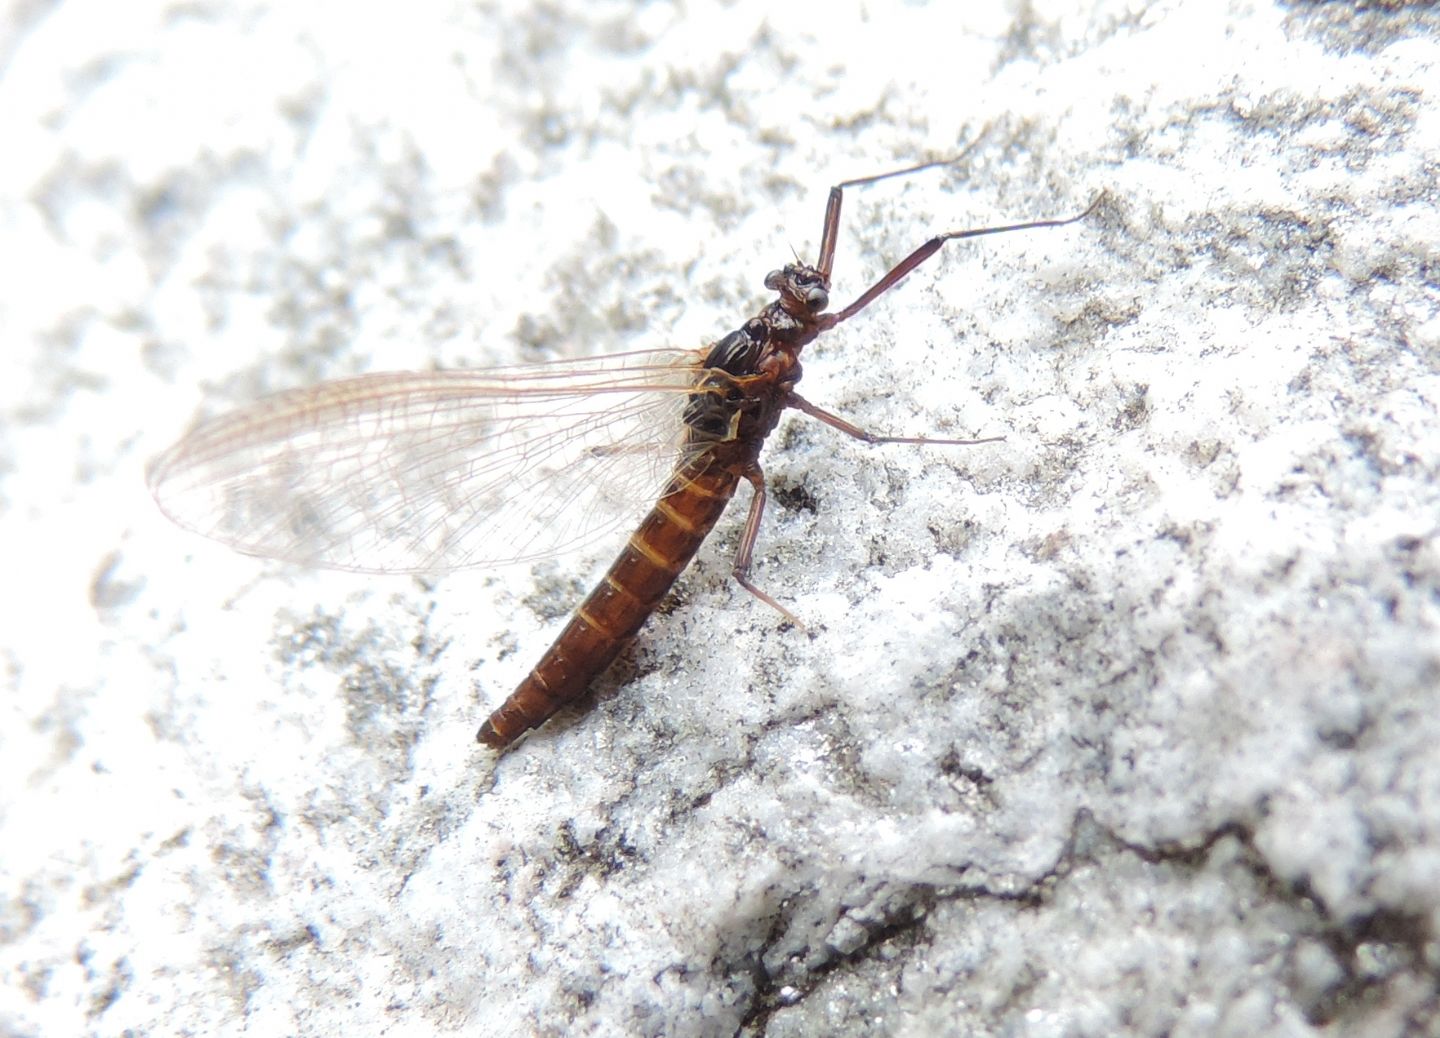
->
[476,721,508,749]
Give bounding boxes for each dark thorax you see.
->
[682,262,832,452]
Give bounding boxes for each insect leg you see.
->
[731,462,804,629]
[786,392,1003,447]
[816,130,992,278]
[822,193,1104,328]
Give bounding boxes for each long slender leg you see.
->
[731,462,803,629]
[817,140,987,278]
[786,392,1003,447]
[729,401,993,630]
[821,192,1104,328]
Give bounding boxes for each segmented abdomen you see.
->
[477,457,739,749]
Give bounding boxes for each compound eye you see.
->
[803,284,829,313]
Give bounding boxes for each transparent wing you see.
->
[148,348,711,573]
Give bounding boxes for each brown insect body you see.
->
[478,269,826,747]
[146,150,1098,754]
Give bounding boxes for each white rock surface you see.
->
[2,1,1438,1036]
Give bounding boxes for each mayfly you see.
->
[149,154,1101,750]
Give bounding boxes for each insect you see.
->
[148,153,1100,750]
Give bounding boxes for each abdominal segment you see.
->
[477,460,739,749]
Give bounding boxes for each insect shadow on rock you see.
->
[148,147,1103,751]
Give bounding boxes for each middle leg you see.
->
[786,392,1004,447]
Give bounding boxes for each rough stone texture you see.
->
[2,1,1438,1036]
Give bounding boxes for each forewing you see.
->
[148,348,708,573]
